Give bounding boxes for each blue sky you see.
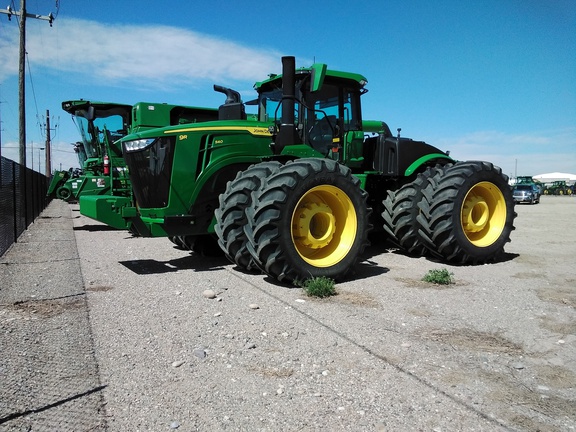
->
[0,0,574,178]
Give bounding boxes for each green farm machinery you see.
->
[47,100,133,204]
[543,180,572,195]
[115,56,516,282]
[49,100,219,229]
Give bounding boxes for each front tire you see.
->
[417,161,516,264]
[246,158,371,283]
[215,161,282,271]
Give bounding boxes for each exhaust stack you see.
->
[274,56,299,154]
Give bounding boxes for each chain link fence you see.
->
[0,156,50,257]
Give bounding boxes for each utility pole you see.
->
[0,1,54,168]
[1,1,54,227]
[45,109,52,177]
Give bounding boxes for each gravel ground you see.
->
[1,195,575,431]
[0,203,106,431]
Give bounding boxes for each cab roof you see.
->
[253,64,368,91]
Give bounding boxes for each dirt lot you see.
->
[63,194,574,431]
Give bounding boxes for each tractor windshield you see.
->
[304,83,361,154]
[258,88,284,123]
[258,78,362,154]
[73,142,87,167]
[301,82,362,133]
[73,113,127,159]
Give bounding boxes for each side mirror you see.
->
[310,63,327,92]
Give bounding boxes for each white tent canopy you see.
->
[533,172,576,182]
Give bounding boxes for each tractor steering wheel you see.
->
[308,115,336,154]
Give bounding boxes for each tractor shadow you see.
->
[73,224,119,232]
[386,248,519,266]
[346,260,390,282]
[258,261,390,288]
[119,254,229,275]
[255,258,390,289]
[367,232,520,265]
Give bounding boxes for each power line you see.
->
[25,51,44,136]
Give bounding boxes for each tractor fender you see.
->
[374,135,453,177]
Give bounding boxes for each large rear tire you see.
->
[215,161,283,271]
[246,158,371,283]
[382,165,446,255]
[416,161,516,264]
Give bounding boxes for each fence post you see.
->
[12,160,18,244]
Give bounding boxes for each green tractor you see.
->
[117,56,516,283]
[49,100,219,229]
[543,180,571,195]
[78,101,220,230]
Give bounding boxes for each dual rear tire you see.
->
[382,161,516,264]
[416,161,516,263]
[214,162,283,271]
[216,159,371,283]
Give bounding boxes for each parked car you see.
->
[513,184,540,204]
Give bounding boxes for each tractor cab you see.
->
[254,58,367,165]
[62,100,132,163]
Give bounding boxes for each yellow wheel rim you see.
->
[291,185,357,267]
[460,181,506,247]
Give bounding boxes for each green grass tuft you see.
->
[298,276,337,298]
[422,268,454,285]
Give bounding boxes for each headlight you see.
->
[123,138,157,152]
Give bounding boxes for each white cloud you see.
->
[0,18,283,87]
[434,128,576,177]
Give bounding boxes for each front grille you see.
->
[124,136,175,208]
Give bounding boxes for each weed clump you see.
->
[298,276,337,298]
[422,268,454,285]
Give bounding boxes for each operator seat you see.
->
[309,115,337,155]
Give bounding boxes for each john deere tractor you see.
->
[543,180,572,195]
[51,100,219,229]
[119,56,515,283]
